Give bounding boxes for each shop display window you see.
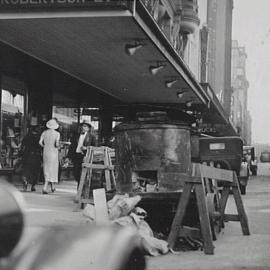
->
[1,89,25,169]
[52,106,77,168]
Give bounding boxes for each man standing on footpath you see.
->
[66,121,96,189]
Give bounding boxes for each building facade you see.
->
[231,40,251,144]
[206,0,233,116]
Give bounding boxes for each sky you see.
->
[232,0,270,144]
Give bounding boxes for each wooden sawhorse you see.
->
[76,146,115,208]
[168,163,250,254]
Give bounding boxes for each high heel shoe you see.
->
[42,190,48,194]
[50,183,56,193]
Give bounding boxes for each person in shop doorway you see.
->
[21,126,42,192]
[66,121,96,190]
[39,119,60,194]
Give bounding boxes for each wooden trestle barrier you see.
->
[76,146,115,208]
[168,163,250,255]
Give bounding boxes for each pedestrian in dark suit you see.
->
[66,121,96,188]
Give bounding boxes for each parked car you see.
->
[0,182,146,270]
[199,136,248,194]
[260,151,270,163]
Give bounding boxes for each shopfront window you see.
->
[81,109,99,140]
[52,106,100,166]
[52,106,99,142]
[1,89,25,168]
[52,106,78,142]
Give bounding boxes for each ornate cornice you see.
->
[180,0,200,34]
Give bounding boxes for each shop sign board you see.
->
[0,0,85,7]
[0,0,123,8]
[197,123,217,134]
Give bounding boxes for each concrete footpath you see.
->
[17,176,270,270]
[19,181,88,228]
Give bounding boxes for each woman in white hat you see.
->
[39,118,60,194]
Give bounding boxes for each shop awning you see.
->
[0,1,236,135]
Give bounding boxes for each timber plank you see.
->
[167,183,193,249]
[231,173,250,235]
[199,164,234,183]
[93,188,109,225]
[195,184,214,254]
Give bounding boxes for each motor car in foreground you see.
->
[199,136,248,194]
